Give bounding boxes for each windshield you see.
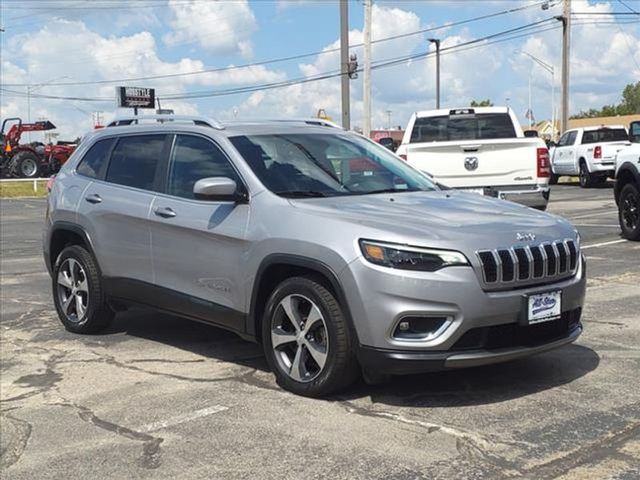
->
[410,113,516,142]
[230,132,437,198]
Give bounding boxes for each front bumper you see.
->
[358,316,582,375]
[340,253,586,373]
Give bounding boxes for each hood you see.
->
[289,190,576,252]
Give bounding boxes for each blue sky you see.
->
[1,0,639,139]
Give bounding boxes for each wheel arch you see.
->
[614,166,640,204]
[48,222,98,273]
[248,254,358,345]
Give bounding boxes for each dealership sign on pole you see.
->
[116,87,156,111]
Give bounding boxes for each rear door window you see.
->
[105,135,167,191]
[76,138,115,179]
[410,113,516,142]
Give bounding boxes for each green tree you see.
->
[470,99,493,107]
[619,81,640,114]
[571,81,640,119]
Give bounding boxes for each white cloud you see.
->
[511,0,640,116]
[225,4,505,130]
[1,18,282,139]
[163,0,257,58]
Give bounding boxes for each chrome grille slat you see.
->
[476,239,579,288]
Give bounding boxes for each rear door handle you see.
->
[85,194,102,204]
[154,207,176,218]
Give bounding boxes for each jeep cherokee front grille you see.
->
[477,239,578,289]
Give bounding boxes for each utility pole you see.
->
[340,0,350,130]
[560,0,571,134]
[429,39,441,109]
[363,0,372,138]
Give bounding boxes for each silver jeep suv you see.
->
[44,115,586,397]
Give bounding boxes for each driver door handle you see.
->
[154,207,176,218]
[85,194,102,204]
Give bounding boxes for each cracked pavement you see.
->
[1,184,639,479]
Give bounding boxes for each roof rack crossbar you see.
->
[107,114,224,130]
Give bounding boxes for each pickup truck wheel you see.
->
[549,173,559,185]
[53,245,114,333]
[579,163,593,188]
[262,276,358,397]
[619,183,640,241]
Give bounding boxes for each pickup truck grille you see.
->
[477,239,578,289]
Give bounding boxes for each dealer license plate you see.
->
[527,291,561,324]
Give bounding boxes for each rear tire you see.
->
[52,245,114,334]
[619,183,640,241]
[13,151,41,179]
[579,162,593,188]
[549,173,559,185]
[262,276,358,397]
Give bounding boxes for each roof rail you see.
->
[106,114,224,130]
[266,118,344,129]
[224,118,344,130]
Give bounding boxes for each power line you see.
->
[1,0,550,87]
[0,18,558,103]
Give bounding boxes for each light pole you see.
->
[25,75,70,141]
[428,38,441,109]
[517,50,555,139]
[386,110,392,131]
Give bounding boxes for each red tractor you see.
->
[1,118,77,178]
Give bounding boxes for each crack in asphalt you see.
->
[51,400,164,469]
[341,401,524,478]
[3,351,66,403]
[518,421,640,479]
[87,349,258,383]
[0,415,32,470]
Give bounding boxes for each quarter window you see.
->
[76,138,115,179]
[167,135,241,199]
[105,135,166,191]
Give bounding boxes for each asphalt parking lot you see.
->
[1,183,639,480]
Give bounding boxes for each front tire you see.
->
[52,245,114,333]
[619,183,640,241]
[262,276,358,397]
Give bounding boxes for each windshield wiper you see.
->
[275,190,329,198]
[361,188,422,195]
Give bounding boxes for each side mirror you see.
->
[193,177,246,202]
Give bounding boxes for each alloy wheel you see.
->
[270,294,328,383]
[57,258,89,322]
[621,192,639,231]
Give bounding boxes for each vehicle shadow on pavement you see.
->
[102,310,599,407]
[103,309,269,372]
[337,344,599,407]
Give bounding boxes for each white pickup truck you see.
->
[396,107,551,210]
[549,125,631,188]
[614,121,640,240]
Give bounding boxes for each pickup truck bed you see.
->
[396,107,550,209]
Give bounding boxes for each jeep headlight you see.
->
[359,240,469,272]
